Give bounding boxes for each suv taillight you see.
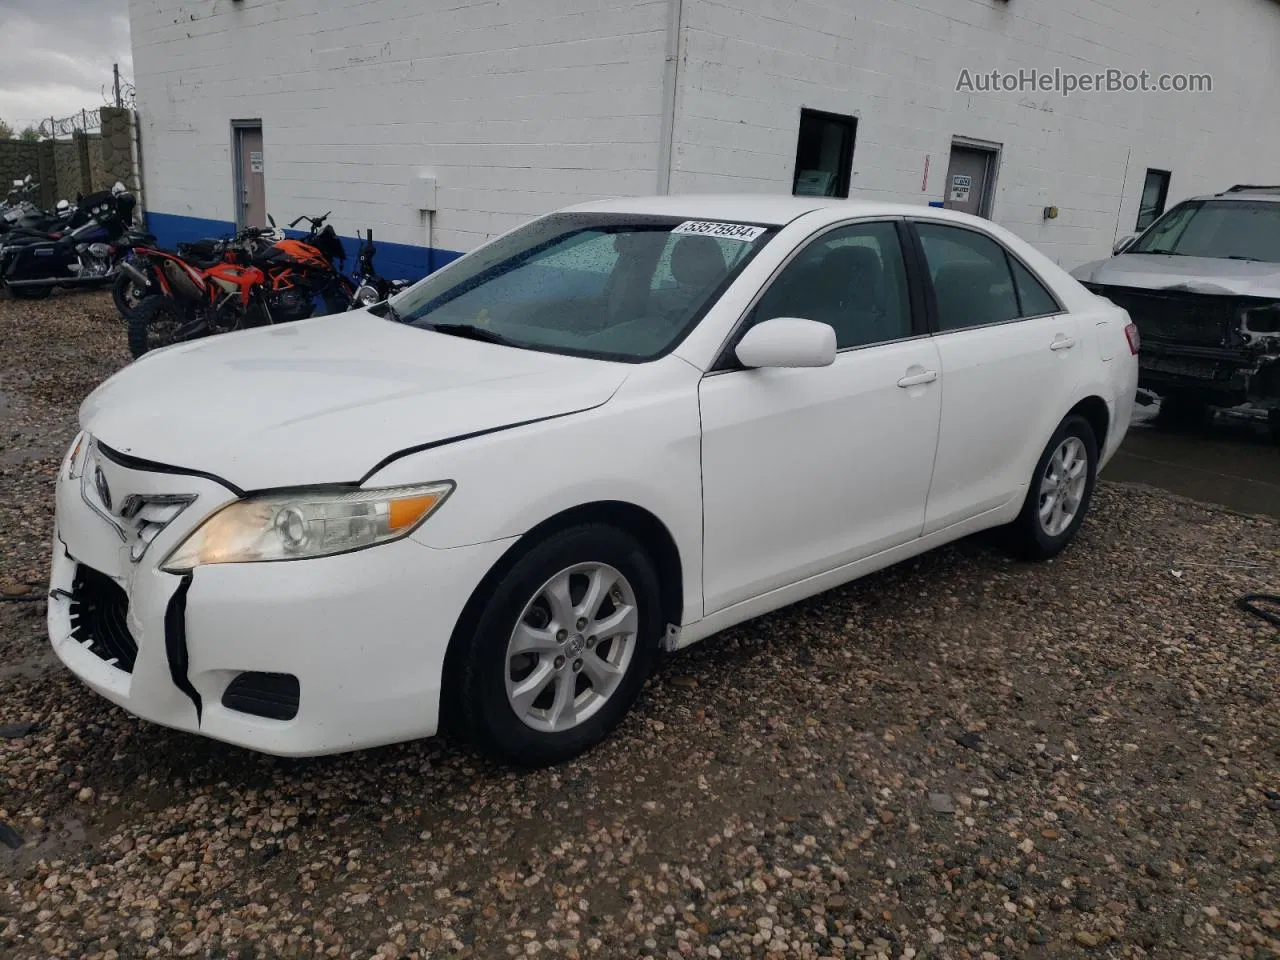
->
[1124,322,1141,355]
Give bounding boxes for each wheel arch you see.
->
[1067,394,1110,454]
[439,499,684,732]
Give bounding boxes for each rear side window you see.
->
[1009,257,1061,317]
[915,223,1019,331]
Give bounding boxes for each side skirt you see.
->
[677,498,1022,650]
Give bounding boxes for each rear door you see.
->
[909,220,1087,534]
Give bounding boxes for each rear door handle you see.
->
[1050,336,1076,351]
[897,370,938,388]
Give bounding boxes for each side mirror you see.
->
[1113,235,1136,255]
[735,317,837,369]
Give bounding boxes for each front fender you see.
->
[362,357,706,623]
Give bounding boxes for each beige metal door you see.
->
[235,125,266,228]
[943,146,994,217]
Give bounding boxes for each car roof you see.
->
[561,193,979,227]
[1190,186,1280,203]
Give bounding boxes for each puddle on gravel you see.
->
[0,380,67,467]
[0,816,95,877]
[0,649,56,683]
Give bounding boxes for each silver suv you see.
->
[1072,185,1280,442]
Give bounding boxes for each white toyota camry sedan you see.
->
[50,195,1138,765]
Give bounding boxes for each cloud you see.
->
[0,0,132,132]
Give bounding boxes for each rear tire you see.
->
[8,284,52,300]
[1005,415,1099,561]
[449,524,663,767]
[128,296,188,359]
[112,270,150,320]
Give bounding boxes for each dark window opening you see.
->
[1136,169,1171,231]
[793,109,856,199]
[915,223,1018,331]
[1008,256,1062,317]
[749,221,913,349]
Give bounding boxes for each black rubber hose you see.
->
[1238,594,1280,628]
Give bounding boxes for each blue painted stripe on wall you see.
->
[144,211,463,282]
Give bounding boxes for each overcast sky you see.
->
[0,0,132,133]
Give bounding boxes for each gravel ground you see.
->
[1,291,1277,960]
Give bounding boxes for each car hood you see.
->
[1071,253,1280,297]
[81,312,630,491]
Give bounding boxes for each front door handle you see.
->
[1050,336,1076,351]
[897,370,938,388]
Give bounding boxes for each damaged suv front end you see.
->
[1072,188,1280,438]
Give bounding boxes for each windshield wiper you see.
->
[423,322,524,347]
[1224,255,1267,262]
[1139,249,1188,256]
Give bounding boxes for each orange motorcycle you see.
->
[124,213,354,358]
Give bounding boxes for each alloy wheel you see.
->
[504,562,639,733]
[1038,436,1088,537]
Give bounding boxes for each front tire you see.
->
[450,525,663,767]
[128,295,188,359]
[1006,415,1099,561]
[112,270,150,320]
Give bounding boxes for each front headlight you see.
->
[65,431,87,479]
[160,481,454,572]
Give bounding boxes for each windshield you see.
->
[385,213,777,361]
[1130,200,1280,262]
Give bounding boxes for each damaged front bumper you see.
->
[47,434,515,756]
[1086,284,1280,408]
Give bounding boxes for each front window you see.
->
[386,214,777,361]
[1130,200,1280,262]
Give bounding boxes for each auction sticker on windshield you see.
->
[672,221,768,242]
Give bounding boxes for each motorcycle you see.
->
[347,229,409,309]
[124,243,273,357]
[0,176,44,233]
[2,178,79,239]
[258,211,354,317]
[125,212,354,357]
[1,183,137,300]
[112,223,280,320]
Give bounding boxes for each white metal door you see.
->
[912,220,1086,533]
[698,337,943,614]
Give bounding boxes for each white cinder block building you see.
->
[129,0,1280,278]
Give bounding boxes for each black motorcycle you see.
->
[1,202,75,239]
[347,228,409,309]
[1,184,138,300]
